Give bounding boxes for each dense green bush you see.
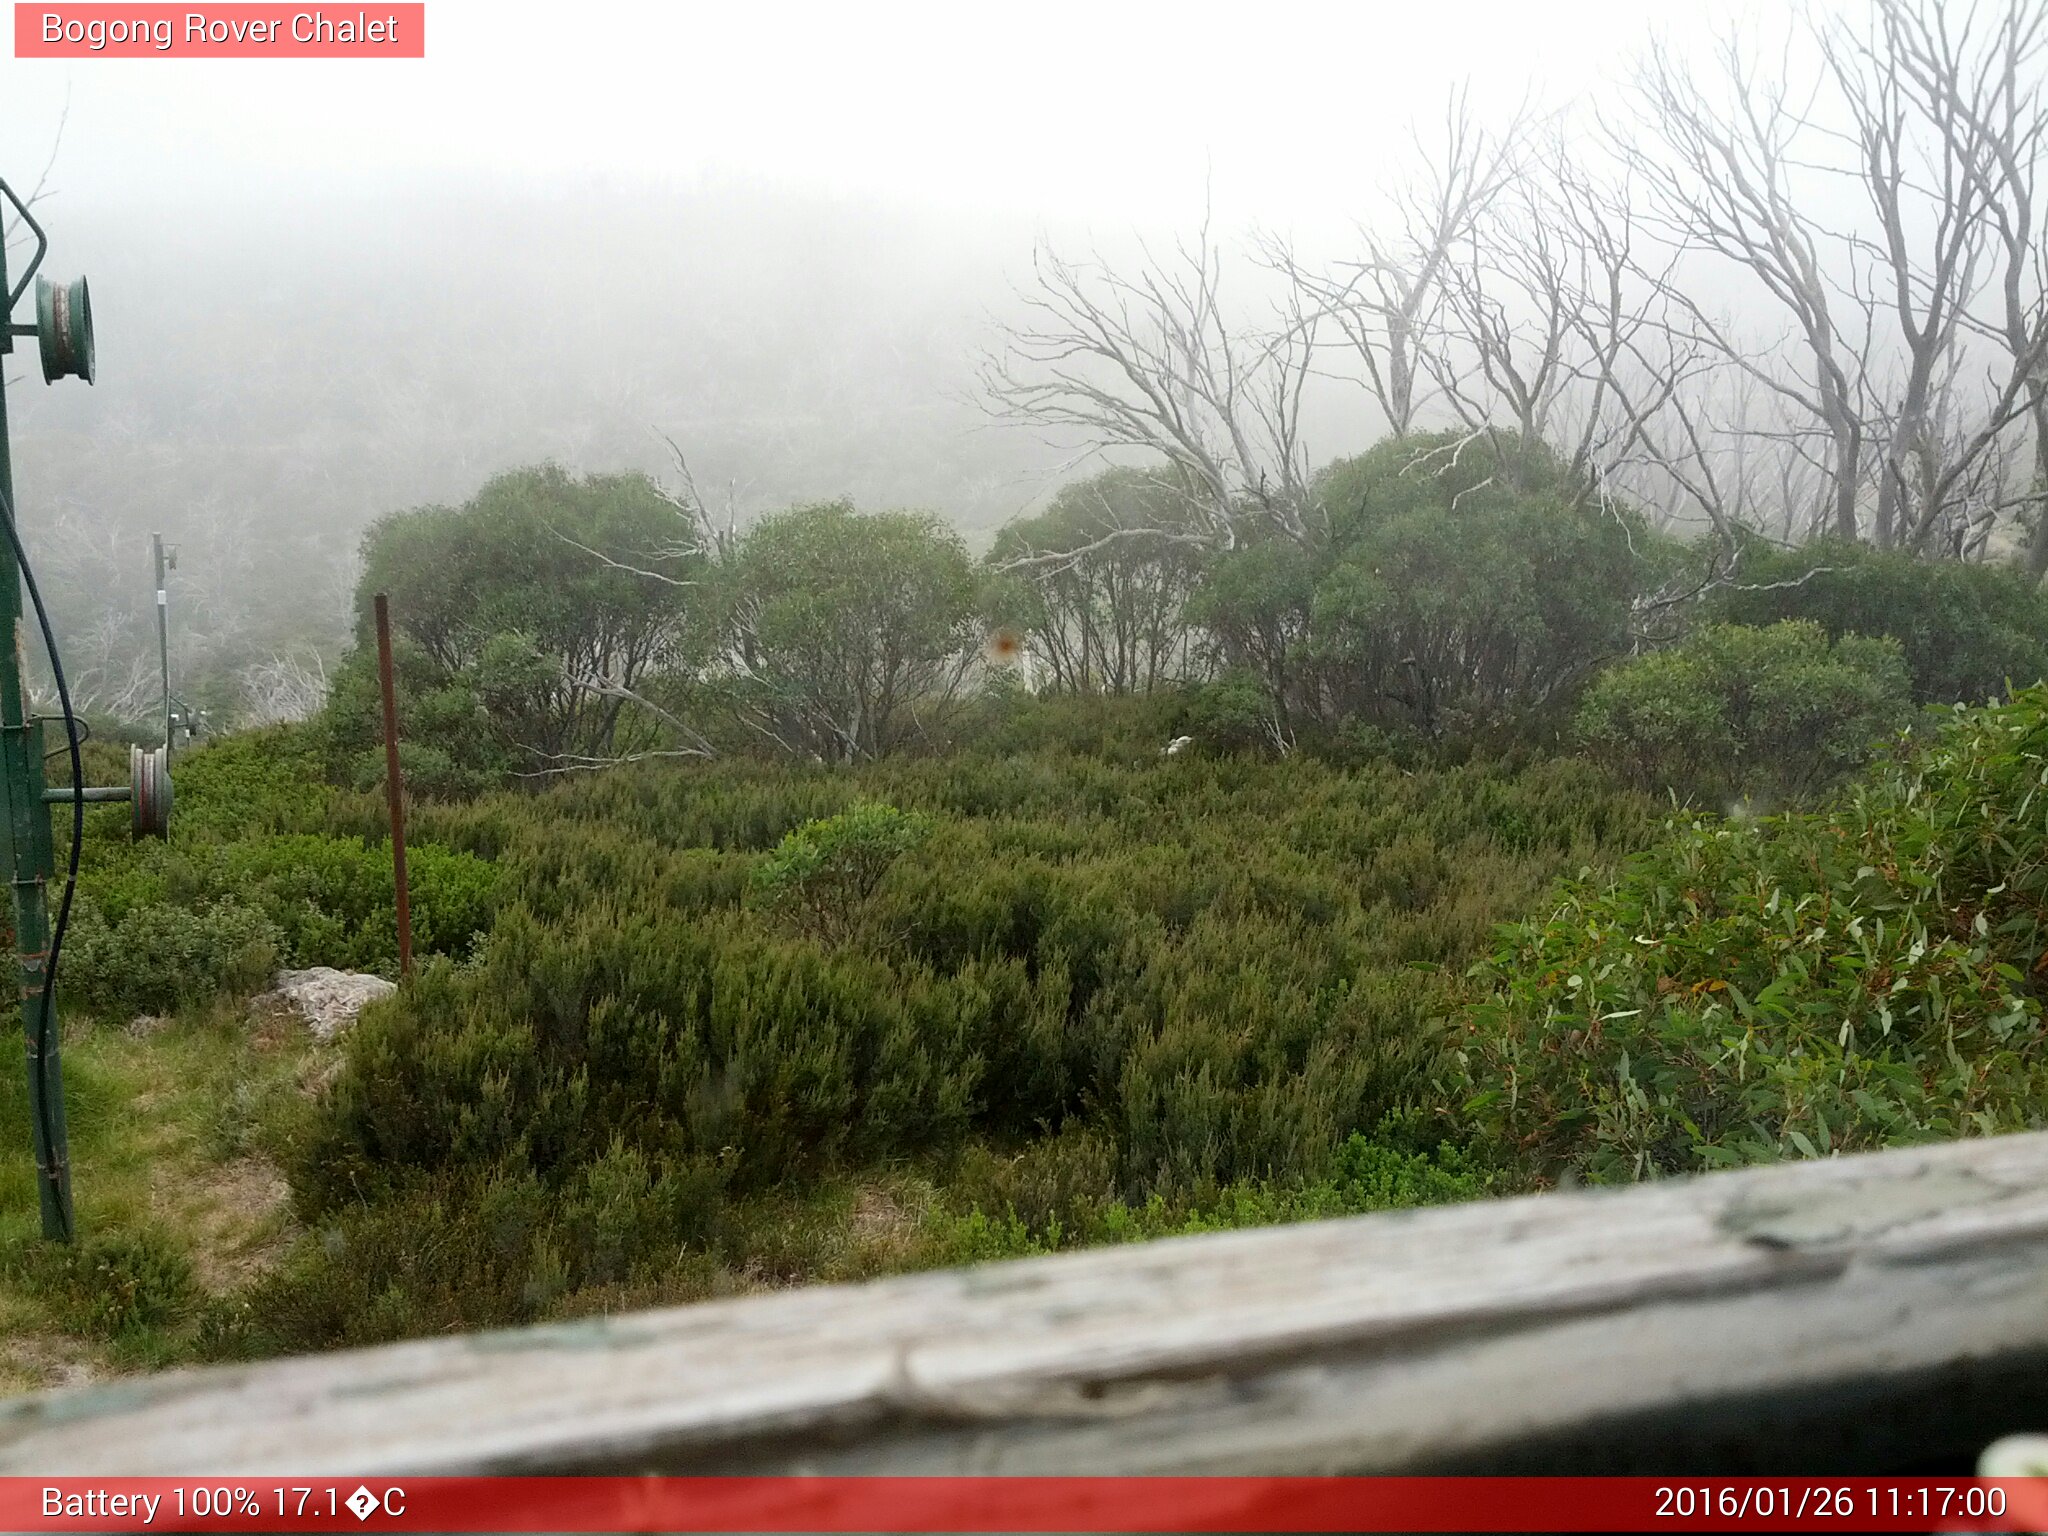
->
[252,714,1653,1344]
[1180,670,1280,754]
[1704,537,2048,706]
[59,670,2048,1364]
[1172,434,1678,746]
[56,729,500,1018]
[63,900,282,1020]
[354,465,707,769]
[1456,688,2048,1184]
[751,802,933,943]
[6,1229,200,1341]
[317,639,506,800]
[941,1115,1493,1255]
[146,727,330,839]
[1575,621,1912,807]
[726,500,981,762]
[48,444,2048,1373]
[1310,433,1668,737]
[67,826,498,1017]
[1182,535,1319,739]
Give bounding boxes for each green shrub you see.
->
[343,466,709,776]
[750,802,933,943]
[155,727,329,839]
[1575,621,1911,807]
[932,1127,1494,1262]
[949,1126,1119,1235]
[8,1230,200,1340]
[319,640,507,801]
[36,695,1664,1357]
[260,738,1654,1350]
[984,466,1208,698]
[1458,687,2048,1184]
[1182,670,1282,754]
[64,899,281,1019]
[202,834,499,970]
[1704,537,2048,706]
[1307,432,1675,737]
[58,727,499,1017]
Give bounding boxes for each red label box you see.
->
[14,4,424,57]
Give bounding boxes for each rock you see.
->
[250,967,396,1041]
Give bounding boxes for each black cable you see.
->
[42,713,87,756]
[0,481,80,1241]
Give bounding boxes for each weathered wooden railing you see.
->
[5,1132,2048,1475]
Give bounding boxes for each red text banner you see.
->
[4,1476,2048,1532]
[15,5,424,57]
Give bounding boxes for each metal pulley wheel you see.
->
[36,275,95,385]
[130,744,171,839]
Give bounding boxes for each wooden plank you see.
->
[5,1132,2048,1475]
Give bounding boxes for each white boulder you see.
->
[251,967,397,1041]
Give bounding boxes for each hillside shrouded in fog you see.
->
[7,184,1075,719]
[1,0,1717,723]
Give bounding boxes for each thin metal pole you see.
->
[0,237,72,1240]
[153,533,171,759]
[373,594,414,981]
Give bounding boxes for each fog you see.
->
[0,0,1862,718]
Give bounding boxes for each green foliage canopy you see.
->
[1459,688,2048,1183]
[249,712,1653,1346]
[1575,621,1913,807]
[986,468,1208,695]
[727,501,979,761]
[352,465,705,768]
[1705,537,2048,706]
[1308,433,1667,737]
[751,801,933,944]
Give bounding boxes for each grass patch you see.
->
[0,1000,322,1386]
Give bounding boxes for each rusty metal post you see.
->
[373,594,414,980]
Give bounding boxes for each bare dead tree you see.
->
[1429,167,1581,463]
[1617,30,1879,543]
[651,429,749,566]
[239,649,330,726]
[1418,131,1711,530]
[1270,87,1526,443]
[981,207,1322,553]
[1858,0,2048,571]
[1821,0,2046,552]
[2,91,68,264]
[1613,4,2048,561]
[1380,119,1776,553]
[66,612,158,722]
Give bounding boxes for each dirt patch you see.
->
[155,1155,297,1294]
[0,1333,104,1395]
[247,995,303,1053]
[846,1185,931,1268]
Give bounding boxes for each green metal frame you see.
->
[0,196,70,1240]
[1,173,156,1241]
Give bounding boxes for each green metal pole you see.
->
[0,235,75,1242]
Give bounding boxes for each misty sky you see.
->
[5,0,1742,231]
